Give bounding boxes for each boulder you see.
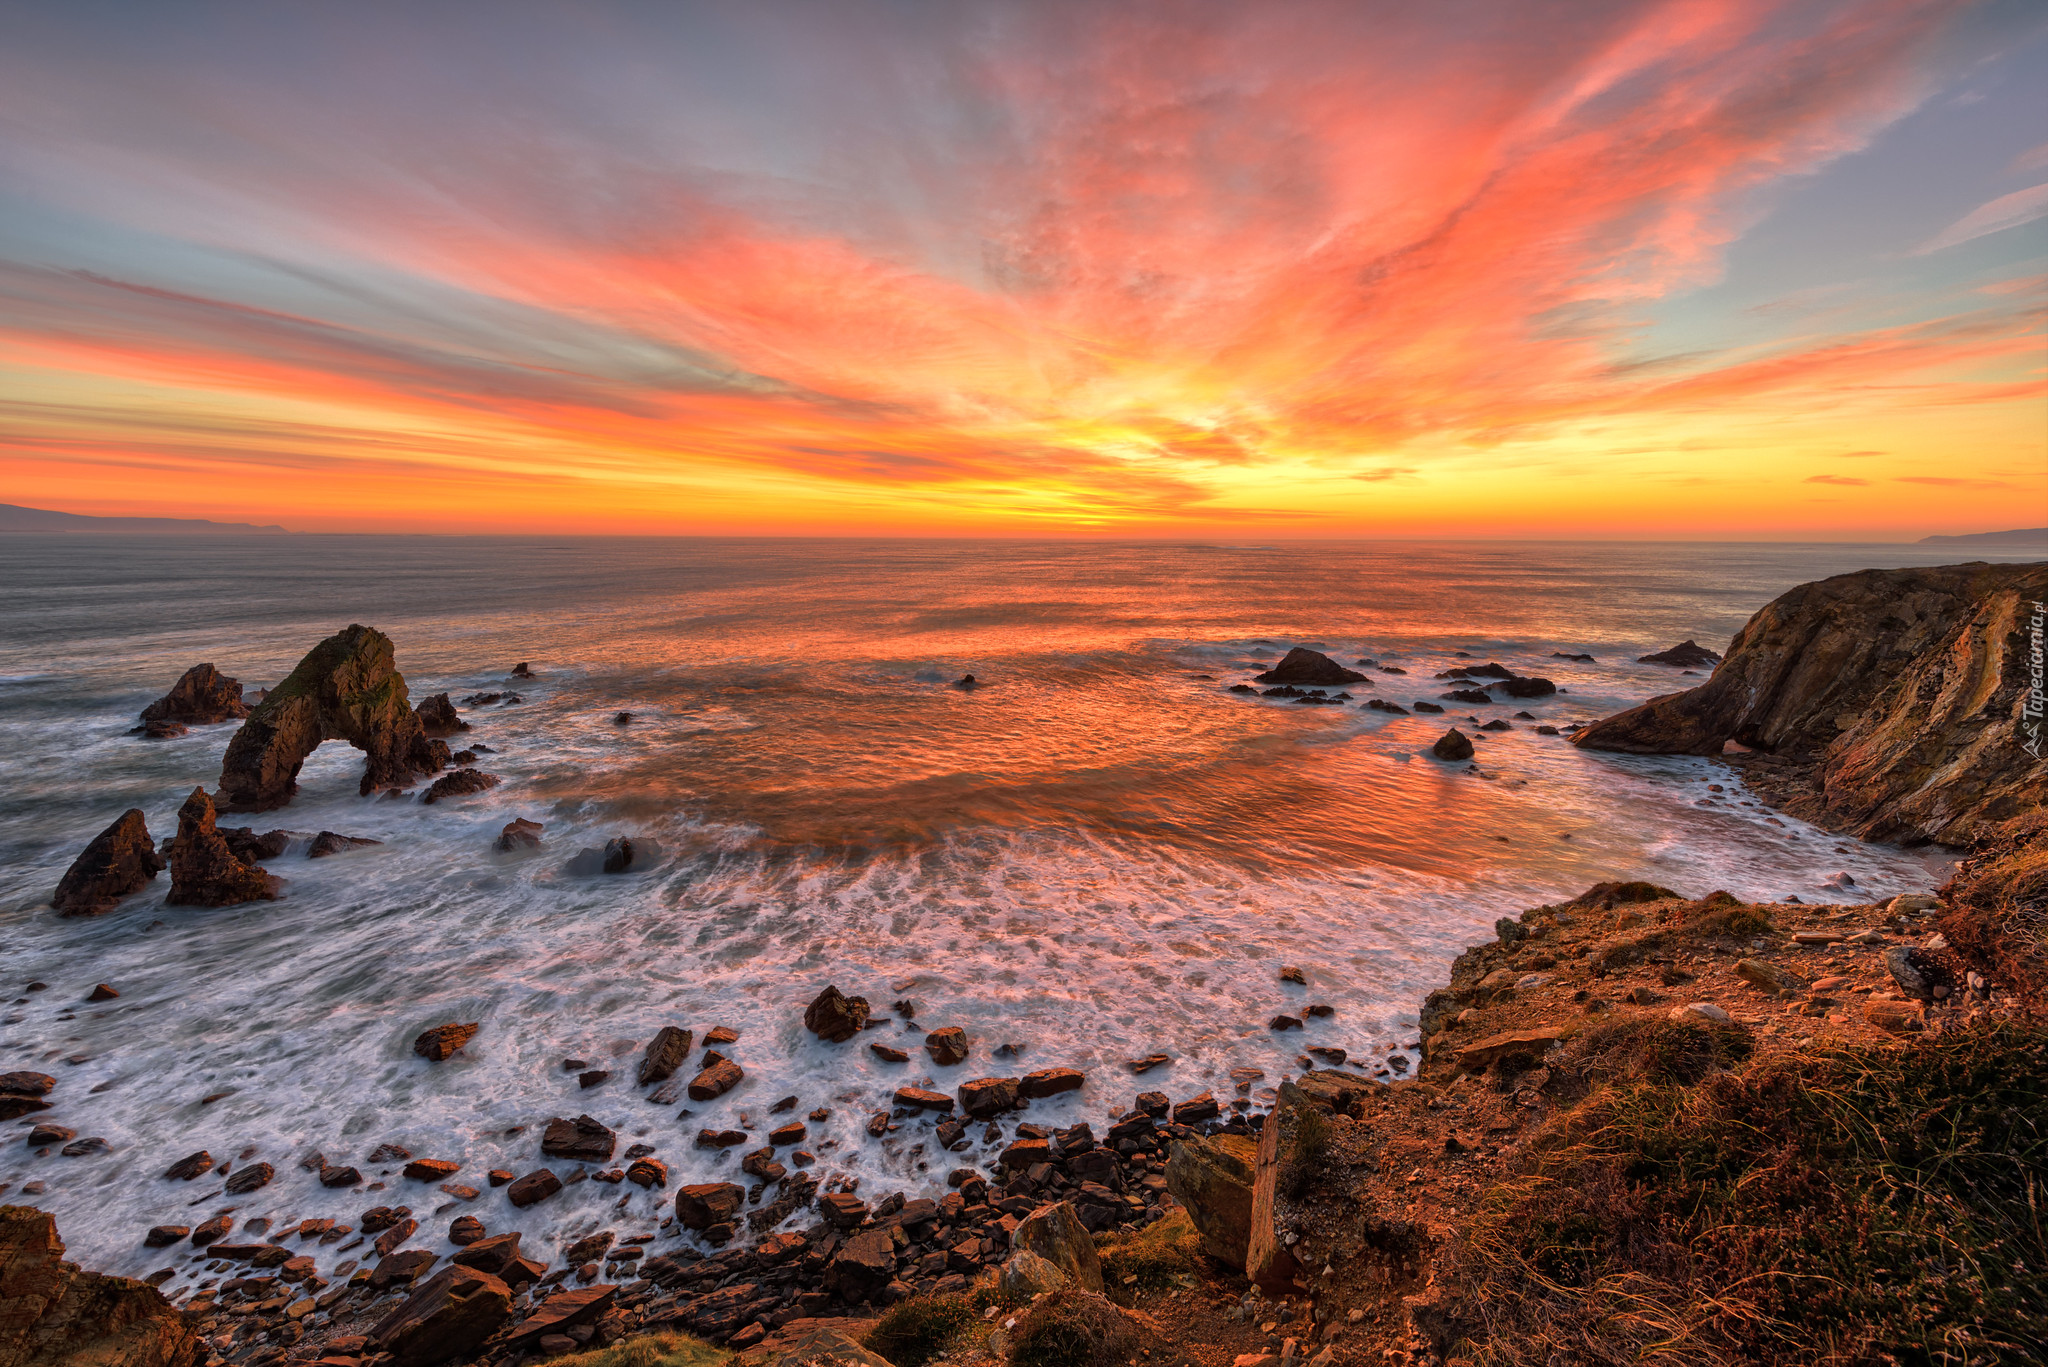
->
[1001,1249,1070,1298]
[1164,1133,1258,1269]
[957,1077,1021,1118]
[1252,649,1366,686]
[413,694,469,738]
[1576,563,2048,843]
[505,1170,561,1208]
[308,831,381,858]
[1453,1026,1572,1074]
[823,1229,896,1302]
[1020,1067,1086,1099]
[218,624,448,810]
[161,1151,211,1181]
[413,1023,479,1061]
[636,1026,694,1086]
[803,985,870,1043]
[674,1183,745,1231]
[1012,1201,1103,1293]
[1638,640,1722,667]
[924,1026,970,1065]
[368,1264,510,1367]
[139,664,248,725]
[449,1232,523,1275]
[1493,675,1557,699]
[0,1205,200,1367]
[218,827,290,862]
[52,810,164,916]
[540,1115,616,1163]
[687,1059,743,1101]
[494,818,543,852]
[1430,728,1474,761]
[165,789,282,906]
[500,1285,616,1349]
[893,1086,953,1113]
[421,770,499,805]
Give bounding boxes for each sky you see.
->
[0,0,2043,539]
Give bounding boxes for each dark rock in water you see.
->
[1365,699,1408,714]
[925,1026,970,1066]
[309,831,382,858]
[1536,724,1561,735]
[218,624,449,810]
[1378,665,1407,674]
[1253,648,1366,686]
[1435,662,1514,680]
[1578,563,2047,843]
[566,836,661,875]
[1639,639,1722,667]
[162,1150,212,1180]
[804,985,871,1043]
[459,692,502,707]
[167,789,282,906]
[422,770,499,804]
[1292,694,1345,705]
[219,827,291,863]
[636,1026,693,1086]
[577,1068,609,1089]
[1513,710,1536,719]
[28,1123,76,1146]
[1552,651,1596,662]
[130,719,187,739]
[510,662,533,678]
[506,1169,561,1207]
[674,1182,744,1230]
[414,693,469,738]
[869,1042,909,1063]
[320,1163,363,1187]
[1493,675,1557,699]
[495,818,543,852]
[223,1162,274,1194]
[53,810,164,916]
[413,1022,479,1061]
[141,663,249,725]
[1226,683,1258,694]
[451,749,478,765]
[1432,728,1475,761]
[541,1114,617,1162]
[0,1207,200,1367]
[959,1077,1021,1118]
[451,1231,522,1272]
[602,837,638,873]
[1480,719,1512,731]
[612,711,633,726]
[1261,685,1305,698]
[1444,689,1491,705]
[952,674,981,690]
[85,983,119,1002]
[687,1059,743,1101]
[1413,701,1444,714]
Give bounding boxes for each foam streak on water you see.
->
[0,536,2015,1275]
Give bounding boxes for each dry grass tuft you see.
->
[864,1294,976,1367]
[1442,1019,2048,1366]
[1007,1288,1141,1367]
[1942,811,2048,1002]
[547,1332,727,1367]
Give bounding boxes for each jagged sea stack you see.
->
[217,624,448,810]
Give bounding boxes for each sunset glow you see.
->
[2,0,2043,537]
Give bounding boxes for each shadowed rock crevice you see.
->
[217,625,448,811]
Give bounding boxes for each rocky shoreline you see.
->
[10,560,2045,1367]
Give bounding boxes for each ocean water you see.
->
[0,535,2026,1278]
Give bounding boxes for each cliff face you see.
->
[0,1207,198,1367]
[1574,561,2047,844]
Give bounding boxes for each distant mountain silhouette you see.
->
[1915,528,2046,546]
[0,502,288,534]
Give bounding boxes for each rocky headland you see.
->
[13,565,2047,1367]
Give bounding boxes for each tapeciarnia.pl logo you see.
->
[2023,600,2045,761]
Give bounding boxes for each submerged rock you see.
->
[421,770,499,804]
[803,985,871,1043]
[1493,675,1557,698]
[140,663,249,725]
[217,624,449,811]
[413,1022,479,1061]
[166,789,282,906]
[53,810,165,916]
[1253,648,1366,686]
[495,818,543,852]
[1432,728,1475,761]
[413,693,469,738]
[1639,639,1722,667]
[308,831,382,858]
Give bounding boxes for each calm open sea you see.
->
[0,535,2029,1274]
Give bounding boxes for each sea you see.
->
[0,535,2032,1278]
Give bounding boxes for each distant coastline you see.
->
[0,503,289,534]
[1916,527,2048,546]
